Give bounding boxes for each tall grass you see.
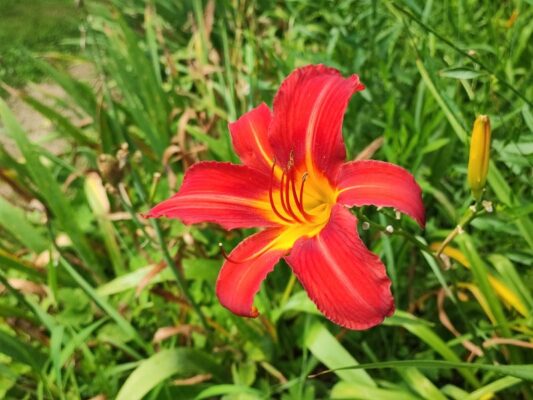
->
[0,0,531,398]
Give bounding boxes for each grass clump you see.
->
[0,0,531,399]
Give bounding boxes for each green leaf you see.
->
[458,235,511,337]
[397,367,447,400]
[96,266,168,296]
[59,257,149,352]
[0,98,100,275]
[439,68,485,80]
[421,138,450,154]
[384,311,479,386]
[331,382,419,400]
[305,319,375,386]
[0,197,47,252]
[465,376,522,400]
[0,330,46,372]
[0,249,43,281]
[116,348,226,400]
[194,384,263,400]
[21,93,96,145]
[313,360,532,382]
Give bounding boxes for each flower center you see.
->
[268,155,336,229]
[219,157,337,265]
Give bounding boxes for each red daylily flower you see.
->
[147,65,425,330]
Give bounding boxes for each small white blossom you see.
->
[482,200,493,213]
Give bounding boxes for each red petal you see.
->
[229,103,274,174]
[285,205,394,330]
[216,228,286,317]
[146,162,277,230]
[337,160,425,227]
[269,65,364,178]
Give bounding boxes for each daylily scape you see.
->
[148,65,425,330]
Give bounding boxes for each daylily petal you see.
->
[147,162,278,230]
[216,228,286,317]
[269,65,364,178]
[285,205,394,330]
[336,160,425,227]
[229,103,275,174]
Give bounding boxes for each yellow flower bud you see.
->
[467,115,491,201]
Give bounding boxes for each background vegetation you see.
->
[0,0,532,399]
[0,0,82,88]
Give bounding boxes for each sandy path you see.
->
[0,62,97,199]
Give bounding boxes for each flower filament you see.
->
[268,157,313,224]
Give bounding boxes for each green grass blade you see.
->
[458,235,511,337]
[488,254,533,311]
[0,98,101,275]
[465,376,522,400]
[0,196,48,252]
[331,382,419,400]
[305,319,376,386]
[58,257,149,352]
[312,360,532,382]
[0,249,44,281]
[194,385,263,400]
[116,348,226,400]
[385,311,479,386]
[397,367,447,400]
[0,330,46,372]
[84,172,125,275]
[20,93,96,146]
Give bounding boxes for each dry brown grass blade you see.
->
[135,261,166,296]
[203,0,215,40]
[0,278,47,297]
[172,373,212,386]
[152,324,203,343]
[437,289,483,357]
[355,136,384,161]
[483,337,533,350]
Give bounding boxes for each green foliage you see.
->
[0,0,82,88]
[0,0,532,399]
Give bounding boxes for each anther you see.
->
[298,172,309,209]
[288,150,295,167]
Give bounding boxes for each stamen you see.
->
[290,169,312,221]
[284,167,304,223]
[279,169,290,215]
[288,150,295,169]
[298,172,309,209]
[268,159,292,223]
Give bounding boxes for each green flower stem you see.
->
[151,219,208,331]
[436,203,483,257]
[281,273,297,306]
[127,167,208,331]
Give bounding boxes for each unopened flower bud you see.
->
[467,115,491,201]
